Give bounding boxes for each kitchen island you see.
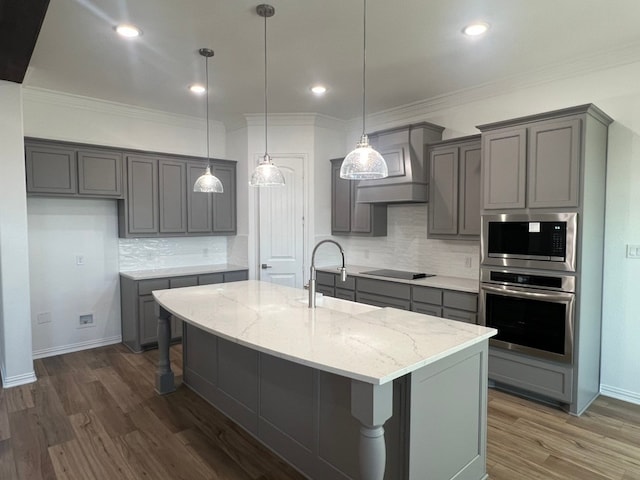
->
[153,280,496,480]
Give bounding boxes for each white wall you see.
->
[0,82,36,387]
[21,88,231,357]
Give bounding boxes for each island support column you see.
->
[351,380,393,480]
[155,304,175,395]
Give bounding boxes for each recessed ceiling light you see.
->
[189,84,206,94]
[115,24,142,38]
[462,22,489,36]
[311,85,327,95]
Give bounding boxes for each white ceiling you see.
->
[25,0,640,126]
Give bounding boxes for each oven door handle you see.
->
[481,284,574,302]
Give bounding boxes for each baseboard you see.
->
[32,335,122,359]
[600,384,640,406]
[0,367,37,388]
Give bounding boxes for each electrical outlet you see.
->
[627,244,640,259]
[37,312,52,324]
[76,255,85,266]
[78,313,95,328]
[464,256,473,268]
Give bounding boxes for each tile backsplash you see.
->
[316,204,480,280]
[119,237,227,271]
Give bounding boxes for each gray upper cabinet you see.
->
[479,110,583,210]
[428,136,481,239]
[77,149,123,197]
[158,158,187,234]
[25,139,124,198]
[125,155,159,235]
[187,163,214,233]
[26,142,78,194]
[330,158,387,236]
[211,161,237,234]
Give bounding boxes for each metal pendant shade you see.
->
[193,48,223,193]
[249,4,285,187]
[341,0,388,180]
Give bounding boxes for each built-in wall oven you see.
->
[481,212,577,272]
[479,268,575,363]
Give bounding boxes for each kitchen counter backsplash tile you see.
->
[119,237,227,271]
[316,204,480,280]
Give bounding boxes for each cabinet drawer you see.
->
[316,271,336,287]
[336,275,356,291]
[443,308,477,324]
[443,291,477,312]
[412,286,442,305]
[411,303,442,317]
[170,276,198,289]
[138,278,170,295]
[357,278,410,300]
[315,285,335,297]
[356,292,410,310]
[335,288,356,302]
[224,270,248,283]
[199,273,224,285]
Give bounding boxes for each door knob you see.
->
[261,263,272,269]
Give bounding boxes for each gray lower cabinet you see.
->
[356,278,411,310]
[121,269,248,352]
[427,136,481,239]
[479,108,586,210]
[330,159,387,236]
[25,139,123,198]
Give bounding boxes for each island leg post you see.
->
[155,304,175,395]
[350,380,393,480]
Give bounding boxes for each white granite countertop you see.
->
[120,263,248,281]
[317,264,479,293]
[153,280,495,385]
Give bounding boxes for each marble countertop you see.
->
[153,280,495,385]
[317,264,479,293]
[120,263,248,281]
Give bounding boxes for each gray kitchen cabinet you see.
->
[121,269,248,352]
[315,271,336,297]
[25,139,124,198]
[428,136,481,239]
[211,161,237,234]
[412,285,478,324]
[356,278,411,310]
[315,270,356,299]
[330,159,387,236]
[480,112,583,210]
[187,162,214,233]
[158,158,187,234]
[77,149,123,197]
[124,155,159,235]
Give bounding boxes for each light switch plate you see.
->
[626,244,640,259]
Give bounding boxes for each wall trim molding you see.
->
[32,335,122,360]
[600,384,640,406]
[0,367,37,388]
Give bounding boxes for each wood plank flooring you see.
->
[0,343,639,479]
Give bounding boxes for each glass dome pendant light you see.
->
[193,48,224,193]
[249,4,285,187]
[340,0,388,180]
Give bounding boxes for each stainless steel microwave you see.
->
[481,213,577,272]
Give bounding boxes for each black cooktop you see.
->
[360,269,435,280]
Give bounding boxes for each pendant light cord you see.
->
[264,11,268,158]
[362,0,367,137]
[205,54,211,167]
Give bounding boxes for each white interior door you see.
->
[259,155,305,288]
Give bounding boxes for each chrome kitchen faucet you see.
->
[308,240,347,308]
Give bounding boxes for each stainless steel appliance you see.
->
[481,212,577,272]
[479,268,575,363]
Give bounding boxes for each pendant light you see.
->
[249,4,285,187]
[193,48,224,193]
[340,0,388,180]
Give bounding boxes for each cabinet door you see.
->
[187,163,213,233]
[350,179,373,233]
[126,156,158,234]
[527,118,580,208]
[139,294,158,346]
[77,150,123,197]
[429,146,459,235]
[331,160,351,234]
[458,143,481,236]
[158,159,187,234]
[482,128,527,209]
[25,143,77,194]
[211,162,237,234]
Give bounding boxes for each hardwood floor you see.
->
[1,343,639,479]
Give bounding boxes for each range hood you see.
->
[355,122,444,204]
